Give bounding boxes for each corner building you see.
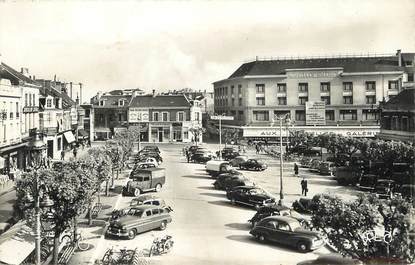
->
[213,50,415,140]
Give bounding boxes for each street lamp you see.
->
[272,114,291,206]
[27,132,53,265]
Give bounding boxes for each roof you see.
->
[227,55,406,79]
[0,62,40,87]
[93,95,132,108]
[262,215,300,224]
[37,79,76,107]
[129,95,190,108]
[382,88,415,111]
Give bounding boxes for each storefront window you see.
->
[253,111,269,121]
[340,110,357,120]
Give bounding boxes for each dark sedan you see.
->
[226,186,275,209]
[249,216,325,252]
[214,174,253,191]
[191,150,215,163]
[239,159,267,171]
[249,205,308,228]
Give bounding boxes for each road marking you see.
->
[88,193,123,264]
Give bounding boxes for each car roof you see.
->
[233,185,257,190]
[130,205,159,210]
[261,215,299,224]
[134,194,158,201]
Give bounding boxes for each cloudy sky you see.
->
[1,0,414,102]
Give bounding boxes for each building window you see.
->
[109,114,115,122]
[325,110,335,120]
[388,80,399,90]
[238,98,242,106]
[32,94,36,106]
[320,82,330,92]
[177,112,185,121]
[321,96,330,105]
[362,110,379,120]
[231,98,235,106]
[256,84,265,93]
[238,110,243,120]
[274,111,290,119]
[366,96,376,104]
[118,113,124,121]
[29,94,32,106]
[162,112,169,121]
[119,100,125,106]
[230,110,236,117]
[9,102,13,119]
[256,97,265,105]
[343,96,353,104]
[25,94,28,106]
[340,110,357,120]
[99,100,104,106]
[408,73,414,82]
[195,112,200,121]
[16,103,19,118]
[366,81,376,91]
[278,97,287,105]
[153,112,159,121]
[343,82,353,91]
[57,137,62,151]
[298,83,308,92]
[238,85,242,96]
[277,83,287,92]
[231,86,234,95]
[298,97,308,105]
[253,111,269,121]
[402,116,409,131]
[295,110,306,121]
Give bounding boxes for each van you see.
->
[123,168,166,196]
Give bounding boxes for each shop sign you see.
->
[23,106,39,113]
[306,101,326,126]
[211,115,234,120]
[287,70,339,79]
[129,108,149,122]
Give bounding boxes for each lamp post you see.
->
[273,114,291,206]
[27,132,52,265]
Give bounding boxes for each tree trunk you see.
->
[105,180,109,196]
[88,202,93,226]
[52,231,60,265]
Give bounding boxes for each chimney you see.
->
[20,68,29,77]
[76,93,80,105]
[152,89,156,97]
[397,49,402,66]
[79,83,83,104]
[70,82,73,99]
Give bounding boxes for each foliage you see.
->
[310,193,415,264]
[189,126,206,143]
[222,128,240,145]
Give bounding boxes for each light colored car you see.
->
[134,162,157,169]
[230,156,249,167]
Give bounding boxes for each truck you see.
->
[123,168,166,197]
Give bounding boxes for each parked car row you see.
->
[300,157,335,176]
[185,145,216,163]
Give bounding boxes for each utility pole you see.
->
[211,114,234,160]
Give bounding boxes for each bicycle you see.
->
[149,235,174,257]
[101,246,138,265]
[61,231,89,251]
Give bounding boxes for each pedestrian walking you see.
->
[61,150,65,160]
[73,147,78,159]
[301,177,308,196]
[186,150,190,163]
[294,163,299,177]
[255,144,259,154]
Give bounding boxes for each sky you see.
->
[0,0,414,103]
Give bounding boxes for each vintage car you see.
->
[123,168,166,196]
[214,173,254,191]
[133,161,157,170]
[358,174,377,192]
[229,156,249,167]
[130,194,167,207]
[106,205,172,239]
[318,161,336,175]
[374,179,396,199]
[206,160,232,177]
[191,150,215,163]
[136,151,163,163]
[300,157,313,168]
[249,216,325,252]
[309,159,322,172]
[226,186,275,209]
[217,148,240,161]
[239,159,267,171]
[248,205,308,228]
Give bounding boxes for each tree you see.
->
[222,128,240,146]
[310,193,415,264]
[14,162,96,264]
[189,126,206,145]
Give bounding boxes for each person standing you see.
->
[186,150,190,163]
[294,163,299,177]
[73,147,78,159]
[301,177,308,196]
[61,150,65,160]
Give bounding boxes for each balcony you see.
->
[365,90,376,96]
[342,91,353,96]
[320,91,330,97]
[298,91,308,97]
[387,89,399,96]
[277,92,287,97]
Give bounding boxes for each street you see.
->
[69,144,335,265]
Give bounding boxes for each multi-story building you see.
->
[0,63,41,172]
[37,79,77,159]
[213,50,415,141]
[379,87,415,143]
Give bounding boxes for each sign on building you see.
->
[211,115,234,120]
[306,101,326,126]
[128,108,149,123]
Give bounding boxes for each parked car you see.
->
[133,162,157,170]
[229,156,249,167]
[249,204,308,228]
[318,161,336,175]
[213,170,244,190]
[249,216,325,252]
[309,159,322,172]
[239,159,267,171]
[206,160,232,177]
[141,146,160,154]
[217,147,240,160]
[358,174,377,192]
[129,194,173,212]
[136,152,163,164]
[135,157,159,166]
[226,186,275,209]
[300,157,313,168]
[374,179,396,199]
[192,150,215,163]
[297,254,363,265]
[214,173,253,191]
[106,205,172,239]
[123,168,166,196]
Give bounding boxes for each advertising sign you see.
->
[306,101,326,126]
[129,108,149,122]
[211,115,234,120]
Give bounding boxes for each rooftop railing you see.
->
[244,53,396,63]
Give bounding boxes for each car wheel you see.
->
[231,198,236,205]
[155,183,162,192]
[297,241,310,253]
[134,188,141,197]
[127,229,136,240]
[159,221,167,231]
[258,234,266,242]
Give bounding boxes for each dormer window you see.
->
[99,100,105,106]
[46,99,52,108]
[119,99,125,106]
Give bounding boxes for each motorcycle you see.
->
[149,235,174,257]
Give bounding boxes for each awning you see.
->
[0,221,35,265]
[63,131,76,144]
[0,142,28,155]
